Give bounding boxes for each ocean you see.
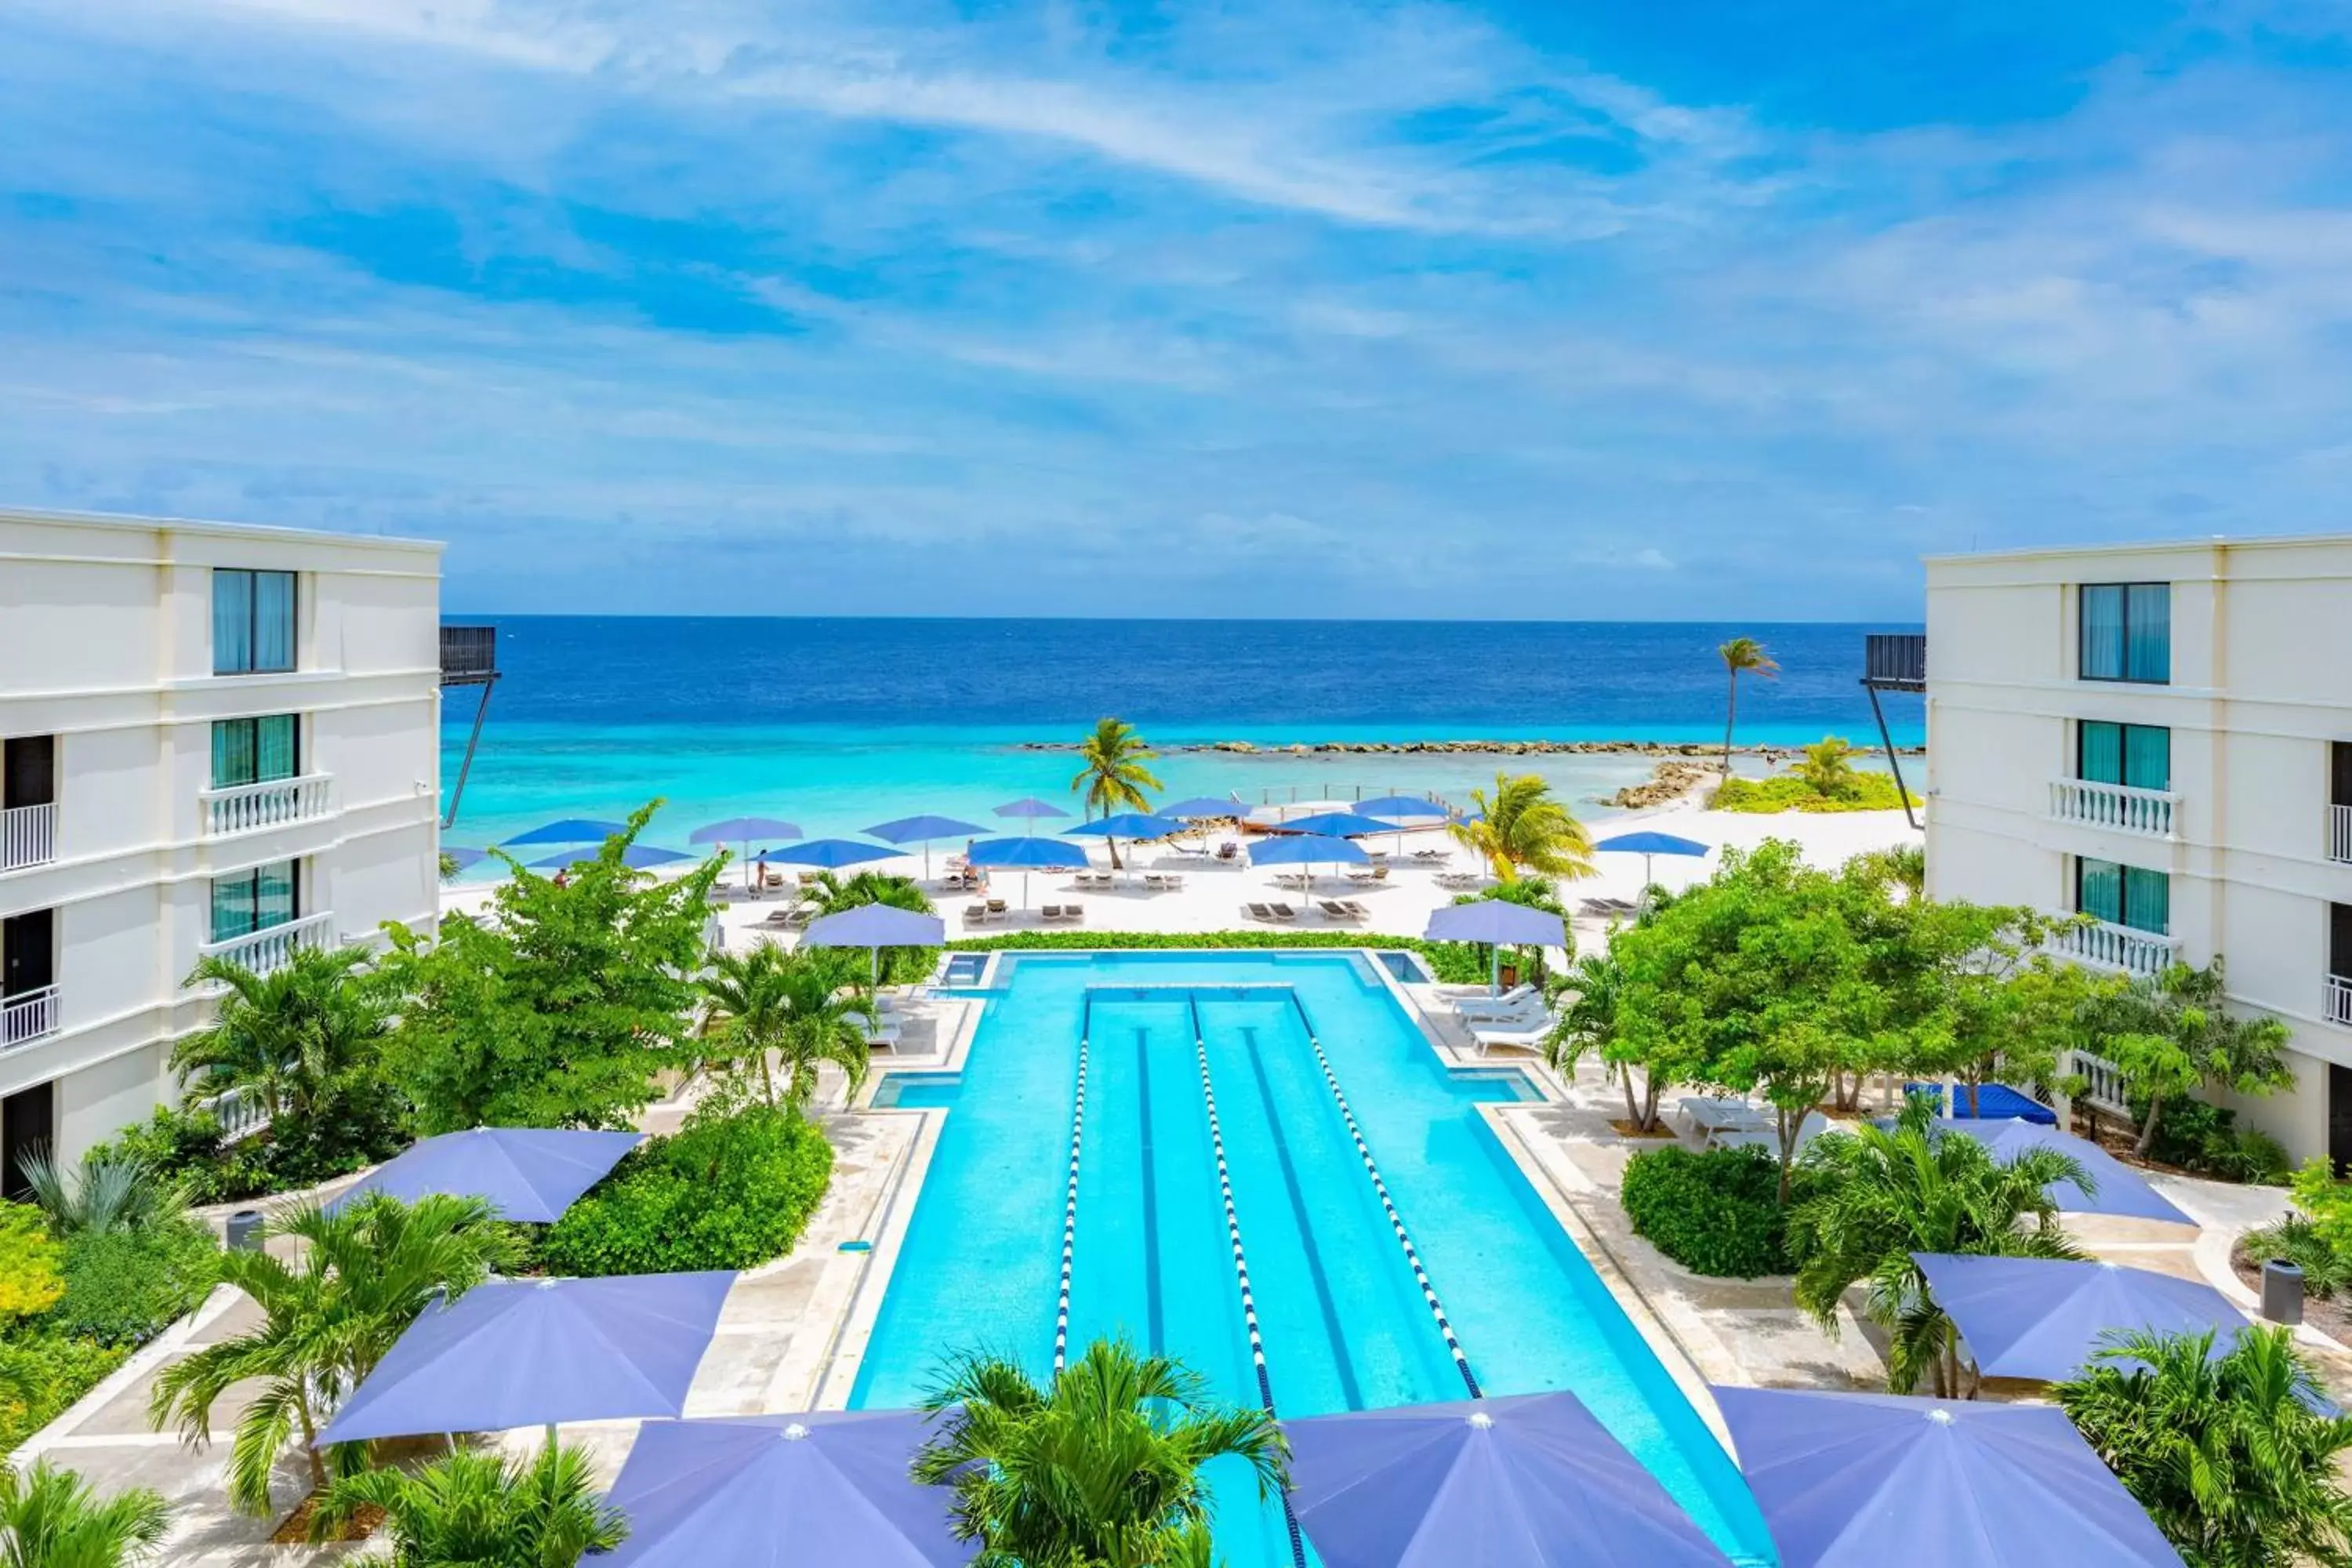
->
[436,618,1924,855]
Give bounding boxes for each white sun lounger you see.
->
[1710,1112,1831,1155]
[1470,1015,1557,1055]
[1449,983,1537,1019]
[1678,1097,1769,1136]
[862,1018,904,1052]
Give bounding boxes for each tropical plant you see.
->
[1786,1098,2086,1396]
[1447,773,1596,884]
[377,803,724,1134]
[0,1460,170,1568]
[17,1152,179,1239]
[2058,1325,2352,1568]
[913,1337,1285,1568]
[1548,949,1675,1131]
[1717,637,1780,774]
[308,1439,626,1566]
[1852,841,1926,900]
[1069,719,1164,869]
[697,946,870,1109]
[799,871,938,984]
[148,1195,517,1515]
[2083,959,2294,1157]
[0,1205,63,1323]
[1795,736,1862,800]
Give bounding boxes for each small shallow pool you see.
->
[851,950,1773,1565]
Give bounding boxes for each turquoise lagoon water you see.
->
[848,951,1777,1566]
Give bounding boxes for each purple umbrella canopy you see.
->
[1715,1385,2183,1568]
[800,904,947,949]
[1935,1118,2191,1225]
[1914,1253,2249,1382]
[993,796,1071,829]
[328,1127,644,1222]
[1283,1392,1732,1568]
[758,837,903,870]
[597,1410,964,1568]
[318,1272,735,1446]
[1422,899,1567,949]
[1276,810,1403,839]
[527,844,695,872]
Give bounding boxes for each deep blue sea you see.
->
[437,619,1923,853]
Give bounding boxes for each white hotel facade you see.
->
[1922,535,2352,1167]
[0,509,444,1178]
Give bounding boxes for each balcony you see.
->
[0,803,55,873]
[0,986,59,1051]
[440,626,499,684]
[201,774,333,838]
[198,911,335,978]
[192,1084,271,1143]
[2332,806,2352,866]
[2067,1047,2129,1116]
[2329,975,2352,1029]
[1861,633,1926,691]
[2049,917,2181,978]
[2049,779,2178,840]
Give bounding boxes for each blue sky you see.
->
[3,1,2349,617]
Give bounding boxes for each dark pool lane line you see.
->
[1134,1025,1166,1357]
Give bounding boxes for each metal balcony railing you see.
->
[198,911,335,978]
[201,774,333,837]
[1863,633,1926,688]
[0,986,59,1051]
[2049,779,2179,839]
[2328,975,2352,1029]
[0,802,55,873]
[2049,917,2181,979]
[2331,805,2352,866]
[439,626,498,682]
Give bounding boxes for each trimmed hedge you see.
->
[49,1221,222,1348]
[947,929,1492,985]
[0,1334,128,1451]
[540,1101,834,1276]
[1621,1145,1804,1278]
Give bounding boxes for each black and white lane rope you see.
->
[1052,1040,1089,1376]
[1294,1000,1482,1399]
[1189,1005,1309,1568]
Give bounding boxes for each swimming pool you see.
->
[848,951,1774,1565]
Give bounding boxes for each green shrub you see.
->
[0,1334,128,1450]
[2129,1094,2292,1185]
[540,1100,833,1276]
[1621,1145,1813,1277]
[948,930,1491,985]
[48,1221,221,1347]
[1711,772,1920,815]
[2241,1214,2352,1300]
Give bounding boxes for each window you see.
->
[212,569,297,675]
[2078,722,2170,792]
[2079,583,2169,684]
[209,859,299,944]
[2078,856,2169,935]
[211,716,299,789]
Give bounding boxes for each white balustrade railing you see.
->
[2328,975,2352,1029]
[0,802,55,872]
[2331,805,2352,866]
[201,774,332,837]
[2068,1047,2130,1116]
[0,986,59,1051]
[2049,778,2178,839]
[198,911,334,978]
[2049,916,2181,978]
[193,1085,271,1142]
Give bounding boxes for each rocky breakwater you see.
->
[1604,760,1720,811]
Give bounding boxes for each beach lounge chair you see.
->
[1317,900,1363,921]
[1711,1112,1831,1155]
[782,905,817,929]
[1039,904,1062,921]
[985,898,1009,921]
[1410,848,1448,864]
[1064,902,1084,924]
[1470,1014,1559,1055]
[1267,902,1298,921]
[1215,842,1240,862]
[962,902,987,925]
[1339,899,1371,919]
[759,907,799,929]
[1677,1097,1769,1138]
[863,1018,904,1052]
[1449,983,1537,1018]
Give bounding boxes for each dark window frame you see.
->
[210,715,302,789]
[2077,855,2170,935]
[2078,581,2171,685]
[212,568,299,677]
[209,858,301,945]
[2077,720,2171,793]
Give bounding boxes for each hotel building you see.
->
[1921,535,2352,1167]
[0,509,444,1178]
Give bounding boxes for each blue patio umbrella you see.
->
[1714,1384,2184,1567]
[527,844,694,872]
[802,903,948,987]
[864,815,988,881]
[1592,831,1711,895]
[1283,1392,1732,1567]
[1425,899,1569,995]
[328,1127,643,1222]
[760,838,903,872]
[691,817,805,891]
[1914,1253,2249,1383]
[1064,812,1189,839]
[502,818,627,847]
[967,835,1091,906]
[1354,795,1454,852]
[1161,795,1247,819]
[1938,1119,2193,1225]
[318,1272,735,1446]
[597,1410,964,1568]
[1277,810,1400,839]
[1249,832,1368,901]
[993,796,1071,834]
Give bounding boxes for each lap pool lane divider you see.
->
[1053,1014,1091,1375]
[1188,993,1311,1568]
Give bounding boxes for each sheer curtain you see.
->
[212,571,253,675]
[2123,725,2171,792]
[2125,584,2170,684]
[253,572,296,672]
[2078,585,2125,679]
[2077,858,2123,924]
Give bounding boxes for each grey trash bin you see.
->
[226,1209,266,1252]
[2262,1258,2305,1326]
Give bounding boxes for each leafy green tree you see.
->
[0,1460,170,1568]
[800,871,938,984]
[2058,1325,2352,1567]
[1070,719,1164,869]
[377,804,723,1134]
[699,945,873,1107]
[1788,1098,2086,1396]
[149,1195,517,1515]
[1796,736,1862,800]
[1447,773,1596,884]
[1548,947,1694,1133]
[309,1439,626,1565]
[913,1338,1285,1568]
[1717,637,1779,775]
[2083,959,2293,1157]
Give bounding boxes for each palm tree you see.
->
[1070,718,1163,869]
[1785,1098,2087,1397]
[1796,736,1861,800]
[0,1461,170,1568]
[2058,1325,2352,1567]
[148,1194,517,1516]
[1446,773,1596,884]
[308,1439,626,1564]
[913,1338,1285,1568]
[1548,949,1666,1131]
[172,945,388,1132]
[702,947,871,1110]
[1717,637,1779,774]
[800,872,938,985]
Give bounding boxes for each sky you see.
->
[2,2,2349,618]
